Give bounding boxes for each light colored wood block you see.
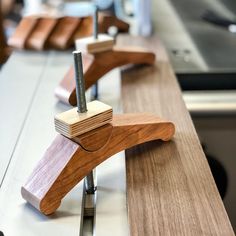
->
[75,34,115,53]
[54,100,113,138]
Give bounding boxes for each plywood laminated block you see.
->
[7,16,39,49]
[25,17,59,50]
[54,100,113,138]
[75,34,115,54]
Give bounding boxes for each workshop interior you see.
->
[0,0,236,235]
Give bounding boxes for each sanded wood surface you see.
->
[119,35,234,235]
[75,34,115,53]
[55,100,113,138]
[55,46,155,106]
[22,113,174,215]
[48,17,81,49]
[7,16,39,49]
[26,17,58,50]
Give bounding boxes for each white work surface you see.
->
[0,51,128,236]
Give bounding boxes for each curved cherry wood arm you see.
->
[21,113,174,215]
[55,47,156,106]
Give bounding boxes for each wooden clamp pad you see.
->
[55,100,113,138]
[21,113,175,215]
[75,34,115,53]
[55,46,156,106]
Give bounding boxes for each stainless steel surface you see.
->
[0,52,48,185]
[84,172,96,195]
[183,90,236,115]
[153,0,236,73]
[168,0,236,71]
[152,0,208,73]
[79,181,97,236]
[0,51,84,236]
[73,51,87,113]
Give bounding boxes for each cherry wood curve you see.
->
[55,46,156,106]
[21,113,174,215]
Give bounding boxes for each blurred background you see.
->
[0,0,235,231]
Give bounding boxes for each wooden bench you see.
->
[119,35,234,236]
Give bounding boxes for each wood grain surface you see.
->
[7,16,39,49]
[55,100,113,138]
[22,113,174,215]
[26,18,58,50]
[55,46,155,106]
[75,34,115,53]
[48,17,81,49]
[119,35,234,235]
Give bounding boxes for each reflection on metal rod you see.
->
[73,51,87,113]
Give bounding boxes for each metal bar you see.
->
[73,51,87,113]
[91,6,99,106]
[84,171,96,194]
[93,5,98,39]
[73,51,96,195]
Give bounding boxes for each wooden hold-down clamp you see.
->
[21,109,174,215]
[55,8,155,106]
[55,45,155,106]
[21,52,175,216]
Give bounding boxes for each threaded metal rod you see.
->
[93,5,98,39]
[73,51,96,194]
[84,171,96,194]
[73,51,87,113]
[91,5,99,100]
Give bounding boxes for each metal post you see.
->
[73,51,87,113]
[73,51,96,194]
[93,5,98,39]
[92,5,99,99]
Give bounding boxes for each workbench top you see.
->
[119,35,234,235]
